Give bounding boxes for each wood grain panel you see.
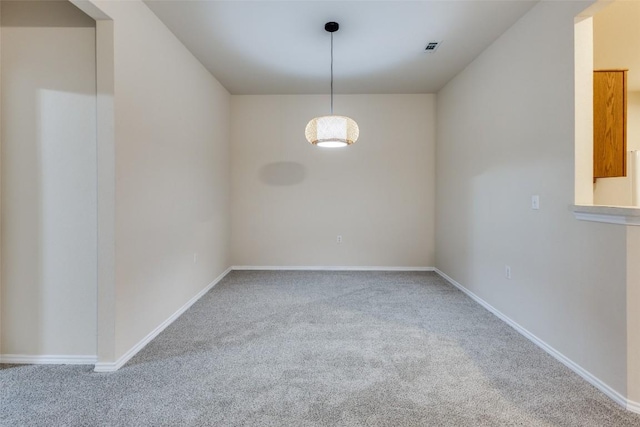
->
[594,70,627,179]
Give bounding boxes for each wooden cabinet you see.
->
[594,69,627,179]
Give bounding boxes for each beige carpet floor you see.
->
[2,270,640,426]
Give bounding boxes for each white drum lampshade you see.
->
[305,22,359,148]
[305,115,359,147]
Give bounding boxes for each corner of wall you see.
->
[0,0,4,358]
[574,16,594,205]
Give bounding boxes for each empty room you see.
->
[2,0,640,425]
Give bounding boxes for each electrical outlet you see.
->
[337,235,343,244]
[531,195,540,210]
[505,265,512,279]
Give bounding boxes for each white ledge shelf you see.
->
[571,205,640,226]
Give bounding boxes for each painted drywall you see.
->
[1,1,97,356]
[83,0,231,361]
[593,0,640,91]
[575,16,594,205]
[592,1,640,206]
[437,0,628,397]
[629,93,640,152]
[593,92,640,206]
[231,94,435,267]
[93,17,116,365]
[0,0,4,356]
[628,226,640,403]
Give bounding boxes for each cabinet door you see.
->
[594,70,627,179]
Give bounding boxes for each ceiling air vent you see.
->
[425,41,441,52]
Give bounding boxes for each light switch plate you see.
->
[532,195,540,210]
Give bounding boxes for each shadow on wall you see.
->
[259,162,306,186]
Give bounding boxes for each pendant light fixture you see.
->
[305,22,359,148]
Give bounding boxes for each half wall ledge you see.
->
[571,205,640,226]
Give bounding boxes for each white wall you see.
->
[628,226,640,403]
[593,0,640,91]
[85,0,231,361]
[0,0,3,356]
[231,94,435,268]
[1,1,97,357]
[437,0,629,397]
[575,16,594,205]
[593,92,640,206]
[592,1,640,206]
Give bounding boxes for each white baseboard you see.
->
[93,266,431,372]
[434,268,632,411]
[11,266,639,414]
[94,267,232,373]
[627,399,640,414]
[94,265,434,372]
[231,265,435,272]
[0,354,97,365]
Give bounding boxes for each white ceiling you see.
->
[144,1,537,95]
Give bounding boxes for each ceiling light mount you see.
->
[325,22,339,33]
[305,21,359,148]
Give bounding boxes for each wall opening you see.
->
[575,1,640,208]
[0,0,98,359]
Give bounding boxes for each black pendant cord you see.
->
[330,31,334,115]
